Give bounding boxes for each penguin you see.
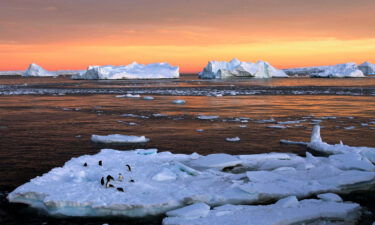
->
[100,177,105,186]
[106,183,114,188]
[126,164,131,172]
[116,187,124,192]
[106,175,114,182]
[83,162,88,167]
[98,160,102,166]
[118,173,124,182]
[129,179,135,183]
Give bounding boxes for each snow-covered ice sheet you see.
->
[199,58,288,79]
[72,62,179,80]
[91,134,149,144]
[163,197,361,225]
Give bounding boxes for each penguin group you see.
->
[94,161,135,192]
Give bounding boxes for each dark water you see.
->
[0,75,375,224]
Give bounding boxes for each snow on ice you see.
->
[199,58,288,79]
[72,62,179,80]
[23,63,57,77]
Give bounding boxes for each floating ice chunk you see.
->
[277,120,301,125]
[199,59,288,79]
[190,154,242,169]
[23,63,56,77]
[163,198,361,225]
[196,129,204,132]
[226,137,240,142]
[172,99,186,104]
[91,134,149,144]
[344,126,355,130]
[256,118,275,123]
[308,125,375,163]
[73,62,179,80]
[317,193,343,202]
[116,94,141,98]
[197,115,219,120]
[267,125,287,129]
[166,202,210,219]
[143,96,154,100]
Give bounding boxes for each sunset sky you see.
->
[1,0,375,73]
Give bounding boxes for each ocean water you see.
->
[0,75,374,224]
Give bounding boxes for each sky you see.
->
[1,0,375,73]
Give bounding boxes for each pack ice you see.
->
[198,58,288,79]
[72,62,179,80]
[8,129,375,221]
[284,62,365,78]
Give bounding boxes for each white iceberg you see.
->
[225,137,240,142]
[197,115,219,120]
[163,197,361,225]
[0,70,24,76]
[91,134,149,144]
[358,61,375,75]
[72,62,179,80]
[284,62,365,78]
[199,58,288,79]
[23,63,57,77]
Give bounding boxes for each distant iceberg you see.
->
[72,62,179,80]
[358,61,375,75]
[23,63,57,77]
[284,63,365,78]
[199,58,288,79]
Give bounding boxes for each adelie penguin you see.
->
[126,164,132,172]
[105,175,115,188]
[100,177,105,186]
[117,187,124,192]
[106,175,114,182]
[118,173,124,182]
[98,160,102,166]
[83,162,88,167]
[106,183,114,188]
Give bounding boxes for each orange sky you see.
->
[1,0,375,73]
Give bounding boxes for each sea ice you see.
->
[163,197,361,225]
[91,134,149,144]
[197,115,219,120]
[267,125,287,129]
[199,58,288,79]
[172,99,185,104]
[226,137,240,142]
[72,62,179,80]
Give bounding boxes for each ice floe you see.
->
[172,99,186,104]
[91,134,149,144]
[197,115,219,120]
[72,62,179,80]
[267,125,287,129]
[163,197,361,225]
[199,58,288,79]
[226,137,240,142]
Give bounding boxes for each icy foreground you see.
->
[72,62,179,80]
[163,197,361,225]
[284,62,365,78]
[8,140,375,219]
[199,58,288,79]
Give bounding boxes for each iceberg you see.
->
[284,62,365,78]
[72,62,179,80]
[358,61,375,75]
[198,58,288,79]
[163,197,361,225]
[23,63,57,77]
